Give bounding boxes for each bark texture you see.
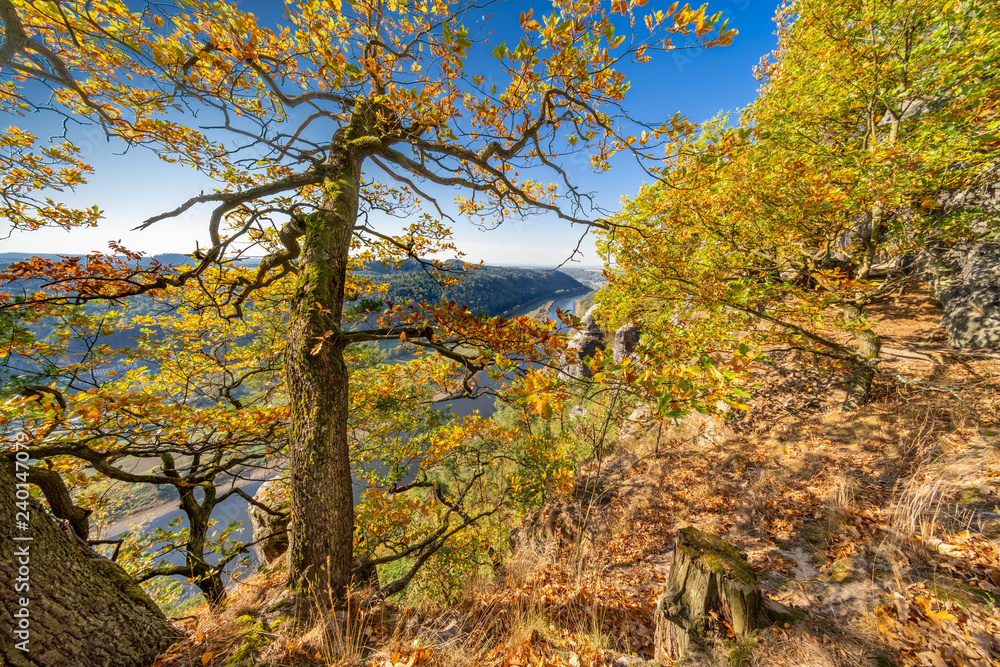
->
[285,131,362,600]
[653,527,761,664]
[1,459,178,666]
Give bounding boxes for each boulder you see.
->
[612,324,641,364]
[913,242,1000,349]
[619,406,733,448]
[248,479,290,566]
[0,460,178,666]
[617,403,655,444]
[509,501,584,553]
[653,527,761,665]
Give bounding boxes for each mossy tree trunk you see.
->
[285,120,366,601]
[842,302,881,410]
[841,106,898,411]
[654,527,761,664]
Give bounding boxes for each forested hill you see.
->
[357,260,589,316]
[1,253,587,318]
[0,252,206,270]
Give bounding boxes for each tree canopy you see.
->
[598,0,1000,411]
[1,0,735,601]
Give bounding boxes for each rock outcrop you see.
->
[248,478,290,566]
[914,242,1000,349]
[619,405,734,448]
[0,460,178,666]
[612,323,640,364]
[562,306,606,380]
[508,501,585,553]
[936,162,1000,229]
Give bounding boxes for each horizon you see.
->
[0,250,606,272]
[1,0,782,265]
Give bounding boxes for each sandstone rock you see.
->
[248,479,290,565]
[913,243,1000,349]
[617,403,655,444]
[941,285,1000,349]
[619,405,735,449]
[509,501,584,553]
[612,323,640,364]
[562,305,606,380]
[936,161,1000,231]
[0,460,177,666]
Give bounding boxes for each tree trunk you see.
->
[842,303,881,410]
[858,115,898,282]
[26,467,91,541]
[653,527,761,665]
[176,484,227,607]
[1,459,178,666]
[285,137,361,602]
[847,110,896,407]
[857,202,884,282]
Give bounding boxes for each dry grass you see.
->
[153,284,1000,667]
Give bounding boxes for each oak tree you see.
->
[0,0,734,599]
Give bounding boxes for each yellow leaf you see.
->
[201,652,213,665]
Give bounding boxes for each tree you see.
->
[1,257,565,609]
[598,0,1000,410]
[0,460,177,667]
[0,0,735,600]
[1,270,289,607]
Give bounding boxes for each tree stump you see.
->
[653,527,761,664]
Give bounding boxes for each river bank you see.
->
[99,463,282,540]
[516,288,592,322]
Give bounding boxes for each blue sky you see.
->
[1,0,781,267]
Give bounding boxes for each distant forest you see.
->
[357,260,588,316]
[0,253,589,322]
